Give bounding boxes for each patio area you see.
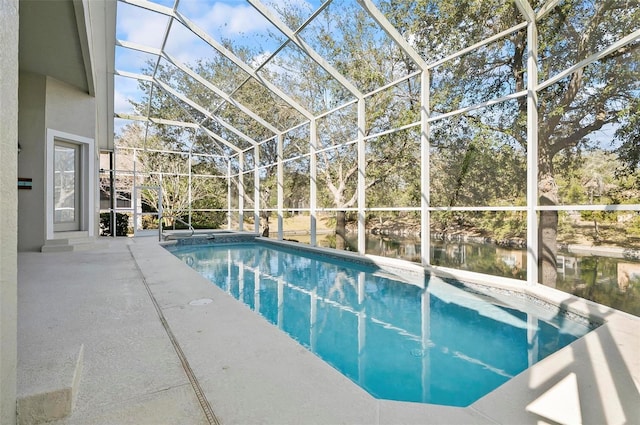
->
[17,236,640,425]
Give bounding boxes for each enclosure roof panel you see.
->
[114,0,432,155]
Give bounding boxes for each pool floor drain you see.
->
[189,298,213,306]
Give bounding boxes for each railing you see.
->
[158,215,195,241]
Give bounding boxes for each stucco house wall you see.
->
[17,72,46,252]
[45,77,96,140]
[0,0,19,423]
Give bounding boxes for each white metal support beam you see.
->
[428,23,527,70]
[188,151,192,225]
[162,51,282,135]
[514,0,539,286]
[115,38,161,56]
[122,0,171,15]
[227,159,232,229]
[143,5,174,152]
[277,133,284,240]
[174,12,314,121]
[199,126,241,156]
[357,98,366,254]
[239,151,245,231]
[254,145,260,234]
[114,113,199,129]
[420,70,430,266]
[538,29,640,92]
[310,119,318,246]
[356,0,428,259]
[536,0,563,20]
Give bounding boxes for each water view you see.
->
[302,234,640,317]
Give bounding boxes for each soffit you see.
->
[19,0,89,93]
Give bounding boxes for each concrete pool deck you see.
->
[17,236,640,425]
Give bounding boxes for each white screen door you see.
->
[133,185,161,237]
[54,141,81,232]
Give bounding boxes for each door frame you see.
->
[46,129,95,240]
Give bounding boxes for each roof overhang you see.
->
[19,0,90,93]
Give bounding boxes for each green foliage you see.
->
[580,210,618,225]
[477,211,526,241]
[141,215,158,230]
[626,216,640,238]
[100,212,129,236]
[190,211,226,229]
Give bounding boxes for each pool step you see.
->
[17,344,84,425]
[41,236,109,253]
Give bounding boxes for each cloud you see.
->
[114,88,130,114]
[188,2,274,38]
[116,2,170,48]
[117,1,283,66]
[115,46,158,76]
[114,76,144,114]
[113,85,135,136]
[163,21,212,65]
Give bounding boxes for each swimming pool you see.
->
[166,240,594,407]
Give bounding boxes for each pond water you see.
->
[304,234,640,317]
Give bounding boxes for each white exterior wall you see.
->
[45,77,96,140]
[17,72,46,252]
[45,77,100,240]
[0,0,19,423]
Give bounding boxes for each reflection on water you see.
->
[320,234,639,316]
[556,255,640,317]
[168,242,592,406]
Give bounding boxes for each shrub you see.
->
[191,211,225,229]
[100,212,129,236]
[141,215,159,229]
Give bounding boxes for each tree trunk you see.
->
[335,210,347,251]
[538,210,558,288]
[538,172,558,288]
[260,185,272,237]
[260,211,270,237]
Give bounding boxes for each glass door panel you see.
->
[54,141,81,231]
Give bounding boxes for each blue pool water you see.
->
[167,241,593,407]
